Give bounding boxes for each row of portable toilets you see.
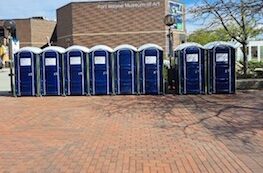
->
[14,42,236,96]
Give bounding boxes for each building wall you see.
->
[0,18,56,48]
[236,40,263,62]
[14,19,32,47]
[30,19,56,47]
[56,0,186,52]
[56,4,73,46]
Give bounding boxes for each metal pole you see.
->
[86,53,90,96]
[8,35,16,97]
[168,27,174,68]
[168,27,172,69]
[111,53,115,95]
[136,52,140,95]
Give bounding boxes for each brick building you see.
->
[56,0,186,53]
[0,17,56,48]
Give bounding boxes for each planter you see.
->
[237,79,263,90]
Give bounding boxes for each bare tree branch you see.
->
[189,0,263,76]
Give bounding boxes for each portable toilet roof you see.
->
[42,46,65,54]
[138,43,163,51]
[204,41,238,49]
[174,42,204,51]
[114,44,137,52]
[16,47,42,54]
[65,45,90,53]
[90,45,113,53]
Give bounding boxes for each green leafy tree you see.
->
[188,28,231,45]
[189,0,263,76]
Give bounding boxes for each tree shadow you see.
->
[183,92,263,152]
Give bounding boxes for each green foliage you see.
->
[248,61,263,71]
[188,28,231,45]
[237,60,263,79]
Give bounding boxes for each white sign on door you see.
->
[186,54,198,62]
[20,58,31,66]
[95,56,106,64]
[45,58,56,66]
[216,53,228,62]
[70,57,81,65]
[145,56,157,64]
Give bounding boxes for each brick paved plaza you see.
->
[0,91,262,173]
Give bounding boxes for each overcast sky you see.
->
[0,0,201,33]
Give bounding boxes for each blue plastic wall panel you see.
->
[90,50,112,95]
[115,49,137,95]
[41,51,62,95]
[14,52,37,96]
[139,48,163,95]
[65,51,86,95]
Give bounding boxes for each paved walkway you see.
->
[0,91,262,173]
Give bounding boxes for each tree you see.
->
[189,0,263,76]
[188,28,231,45]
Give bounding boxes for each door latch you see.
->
[28,73,33,77]
[78,72,83,75]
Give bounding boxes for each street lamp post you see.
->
[164,15,176,93]
[4,20,16,96]
[164,14,176,68]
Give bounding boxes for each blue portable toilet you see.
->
[205,41,237,94]
[14,47,42,96]
[65,45,89,96]
[41,46,65,96]
[113,44,137,95]
[138,44,164,95]
[89,45,113,95]
[175,43,206,94]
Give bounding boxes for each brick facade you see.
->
[56,0,186,54]
[0,18,56,48]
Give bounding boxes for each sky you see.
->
[0,0,201,33]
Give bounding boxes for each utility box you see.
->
[14,47,42,96]
[205,41,236,94]
[89,45,113,95]
[174,43,206,94]
[138,44,164,95]
[41,46,65,96]
[114,44,137,95]
[65,45,89,96]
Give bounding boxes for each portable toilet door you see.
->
[41,46,65,96]
[89,45,113,95]
[65,45,89,95]
[15,47,42,96]
[205,42,236,94]
[175,43,206,94]
[138,44,164,95]
[114,44,137,95]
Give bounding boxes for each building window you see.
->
[251,46,258,60]
[260,46,263,61]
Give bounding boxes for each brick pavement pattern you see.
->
[0,90,262,173]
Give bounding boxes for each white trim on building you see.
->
[236,40,263,62]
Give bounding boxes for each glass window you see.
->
[251,46,258,60]
[260,46,263,61]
